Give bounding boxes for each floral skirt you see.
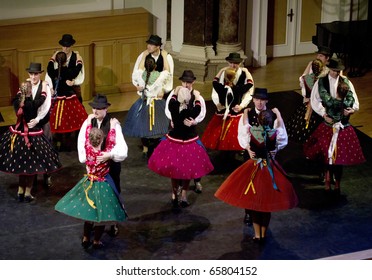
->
[148,135,214,180]
[215,158,298,212]
[123,98,170,138]
[50,95,87,133]
[201,113,243,150]
[0,127,61,175]
[55,174,127,223]
[303,122,365,165]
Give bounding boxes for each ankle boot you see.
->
[324,171,331,191]
[334,180,341,197]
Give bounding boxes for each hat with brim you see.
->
[59,34,76,47]
[26,62,44,73]
[252,88,269,100]
[88,94,111,109]
[316,46,332,57]
[225,52,243,63]
[328,58,345,71]
[146,35,162,46]
[179,70,196,82]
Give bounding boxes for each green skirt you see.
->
[55,175,127,223]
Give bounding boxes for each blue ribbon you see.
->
[263,126,278,191]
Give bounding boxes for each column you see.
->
[216,0,243,57]
[175,0,217,81]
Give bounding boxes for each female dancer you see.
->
[0,79,61,202]
[286,59,324,143]
[202,67,253,151]
[55,115,127,249]
[47,51,87,149]
[123,53,172,158]
[304,76,365,196]
[215,109,298,243]
[148,75,213,208]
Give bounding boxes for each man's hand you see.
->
[66,80,75,86]
[247,146,255,159]
[184,118,197,127]
[270,149,277,158]
[344,107,355,116]
[96,152,111,163]
[216,103,225,111]
[323,114,333,124]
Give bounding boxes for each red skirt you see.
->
[50,95,87,133]
[201,113,243,151]
[215,159,298,212]
[148,135,214,180]
[303,122,365,165]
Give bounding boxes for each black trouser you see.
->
[141,137,161,158]
[110,161,122,193]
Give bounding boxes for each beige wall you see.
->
[0,8,152,106]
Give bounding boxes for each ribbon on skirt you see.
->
[54,99,65,130]
[304,102,312,129]
[82,174,103,209]
[244,157,279,195]
[328,121,344,165]
[11,107,31,151]
[220,118,232,140]
[149,98,155,131]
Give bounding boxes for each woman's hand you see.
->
[110,118,119,128]
[51,51,59,61]
[27,119,39,129]
[193,90,201,100]
[87,113,95,122]
[271,107,280,116]
[136,85,144,92]
[173,86,182,96]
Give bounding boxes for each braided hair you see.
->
[144,55,157,89]
[56,51,67,78]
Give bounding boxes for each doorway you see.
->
[267,0,322,57]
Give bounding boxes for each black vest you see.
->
[91,114,111,150]
[146,53,165,72]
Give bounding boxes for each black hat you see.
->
[225,52,243,63]
[26,62,44,73]
[179,70,196,82]
[146,35,162,46]
[316,46,332,57]
[59,34,76,47]
[88,94,111,109]
[328,58,345,71]
[252,88,269,100]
